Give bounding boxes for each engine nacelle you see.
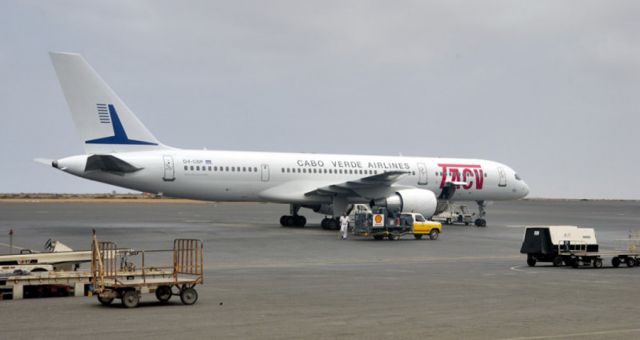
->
[371,188,438,217]
[310,204,333,215]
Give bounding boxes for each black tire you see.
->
[298,216,307,227]
[285,216,295,227]
[465,222,469,226]
[155,285,172,303]
[280,215,286,226]
[446,218,452,225]
[527,257,536,267]
[121,290,139,308]
[571,259,580,268]
[552,256,563,267]
[180,287,198,305]
[429,229,439,240]
[480,219,487,227]
[373,235,384,240]
[327,219,338,230]
[414,234,423,240]
[593,258,603,268]
[474,219,482,227]
[626,257,636,268]
[321,219,328,229]
[612,257,621,267]
[387,234,397,240]
[97,295,113,306]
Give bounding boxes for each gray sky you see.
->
[1,1,639,199]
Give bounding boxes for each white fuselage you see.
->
[56,149,529,205]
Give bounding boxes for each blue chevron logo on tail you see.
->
[86,104,158,145]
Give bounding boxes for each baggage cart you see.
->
[91,233,203,308]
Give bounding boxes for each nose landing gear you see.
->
[474,200,487,227]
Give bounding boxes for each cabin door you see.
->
[417,163,428,185]
[261,164,270,182]
[162,155,175,182]
[497,167,507,187]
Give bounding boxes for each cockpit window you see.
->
[515,173,522,181]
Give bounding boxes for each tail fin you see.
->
[49,52,167,154]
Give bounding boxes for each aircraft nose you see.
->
[521,181,530,197]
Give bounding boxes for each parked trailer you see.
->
[91,234,203,308]
[520,226,640,268]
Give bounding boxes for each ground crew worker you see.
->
[339,214,350,240]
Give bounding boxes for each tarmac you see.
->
[0,199,639,339]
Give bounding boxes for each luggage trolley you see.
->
[91,233,203,308]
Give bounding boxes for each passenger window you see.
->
[313,169,317,173]
[208,166,212,171]
[303,169,307,173]
[184,166,188,171]
[254,167,258,172]
[416,215,425,222]
[196,166,200,171]
[225,167,229,171]
[243,167,246,172]
[282,168,285,173]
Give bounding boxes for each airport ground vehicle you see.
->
[352,208,442,240]
[0,239,90,272]
[520,226,640,268]
[91,235,204,308]
[432,203,474,226]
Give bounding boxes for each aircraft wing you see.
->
[304,170,411,198]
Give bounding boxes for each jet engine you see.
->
[371,188,438,217]
[309,204,333,215]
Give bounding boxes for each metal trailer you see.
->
[554,243,640,268]
[91,234,204,308]
[351,208,441,241]
[432,203,474,226]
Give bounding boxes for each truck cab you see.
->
[399,213,442,240]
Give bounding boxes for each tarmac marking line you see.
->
[502,328,640,340]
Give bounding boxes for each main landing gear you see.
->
[280,204,307,227]
[320,217,339,230]
[474,200,487,227]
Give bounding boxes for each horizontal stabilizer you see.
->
[85,155,141,174]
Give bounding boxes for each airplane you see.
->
[43,52,529,229]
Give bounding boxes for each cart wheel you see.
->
[180,287,198,305]
[414,234,423,240]
[527,256,536,267]
[593,258,603,268]
[552,256,563,267]
[627,257,636,268]
[155,285,172,303]
[97,295,113,306]
[612,257,621,268]
[429,229,439,240]
[121,290,139,308]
